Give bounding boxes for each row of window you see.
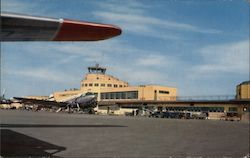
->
[159,90,170,94]
[228,107,238,112]
[86,77,111,80]
[163,107,225,112]
[101,91,138,100]
[82,83,127,88]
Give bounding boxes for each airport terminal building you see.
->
[52,65,250,121]
[53,64,177,102]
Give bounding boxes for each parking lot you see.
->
[0,110,249,157]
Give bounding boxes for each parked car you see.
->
[150,111,163,118]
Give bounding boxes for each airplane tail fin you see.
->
[1,89,6,100]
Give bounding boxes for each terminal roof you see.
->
[238,81,250,86]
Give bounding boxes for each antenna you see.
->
[100,52,104,66]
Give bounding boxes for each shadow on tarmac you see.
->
[0,124,127,128]
[0,129,65,157]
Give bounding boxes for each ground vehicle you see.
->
[150,111,163,118]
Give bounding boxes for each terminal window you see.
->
[229,107,238,112]
[111,93,115,99]
[165,107,224,112]
[101,91,138,100]
[159,90,169,94]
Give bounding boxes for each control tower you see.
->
[88,64,106,74]
[81,64,129,92]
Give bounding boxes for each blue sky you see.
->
[1,0,249,98]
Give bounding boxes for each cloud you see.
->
[91,0,222,41]
[136,54,180,68]
[1,0,39,14]
[95,11,220,33]
[110,66,169,86]
[94,0,148,15]
[92,9,221,41]
[1,0,69,18]
[2,39,248,97]
[190,40,249,77]
[4,68,79,84]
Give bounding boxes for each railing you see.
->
[99,95,236,102]
[159,95,236,101]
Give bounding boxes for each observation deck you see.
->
[88,64,106,74]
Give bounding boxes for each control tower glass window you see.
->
[88,64,106,74]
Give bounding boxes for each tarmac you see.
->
[0,109,249,157]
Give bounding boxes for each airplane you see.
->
[14,92,97,113]
[0,12,122,41]
[0,89,12,104]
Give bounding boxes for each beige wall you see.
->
[99,85,177,101]
[236,81,250,99]
[53,71,177,102]
[80,73,128,91]
[53,89,82,102]
[143,85,177,101]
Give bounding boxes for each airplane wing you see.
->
[1,12,122,41]
[13,97,67,108]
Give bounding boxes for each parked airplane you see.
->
[0,12,122,41]
[0,89,12,104]
[14,92,97,113]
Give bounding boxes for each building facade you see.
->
[236,81,250,100]
[53,64,177,102]
[21,65,249,121]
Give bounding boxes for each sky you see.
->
[1,0,249,98]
